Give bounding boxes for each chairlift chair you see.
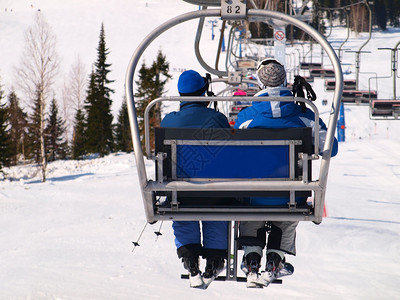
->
[342,90,377,105]
[325,79,356,91]
[309,68,335,78]
[125,1,343,283]
[370,99,400,120]
[300,62,322,70]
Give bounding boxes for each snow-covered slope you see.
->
[1,143,400,299]
[1,1,400,299]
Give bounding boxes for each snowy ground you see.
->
[1,1,400,299]
[1,140,400,300]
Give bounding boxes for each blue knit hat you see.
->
[178,70,207,96]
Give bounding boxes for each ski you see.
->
[251,262,294,287]
[181,273,205,288]
[201,266,225,289]
[201,275,216,289]
[189,273,205,288]
[181,266,225,289]
[246,272,263,288]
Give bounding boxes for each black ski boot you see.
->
[183,256,201,276]
[182,256,203,287]
[241,252,261,288]
[253,251,291,287]
[266,251,284,273]
[203,257,225,280]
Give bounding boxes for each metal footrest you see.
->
[180,274,282,284]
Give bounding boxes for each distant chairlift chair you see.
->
[370,99,400,119]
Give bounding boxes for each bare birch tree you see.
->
[69,56,87,111]
[15,12,59,182]
[61,81,72,144]
[61,56,87,145]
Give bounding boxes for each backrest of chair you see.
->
[155,127,312,183]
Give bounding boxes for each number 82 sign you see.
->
[221,0,247,20]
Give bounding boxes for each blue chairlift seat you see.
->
[153,127,313,212]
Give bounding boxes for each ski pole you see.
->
[154,221,163,241]
[131,221,148,252]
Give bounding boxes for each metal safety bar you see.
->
[144,96,320,158]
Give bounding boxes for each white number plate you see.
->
[221,0,246,20]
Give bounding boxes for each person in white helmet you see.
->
[235,58,338,288]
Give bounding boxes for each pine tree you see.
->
[134,50,171,151]
[45,97,68,161]
[386,0,400,27]
[374,0,387,30]
[114,98,132,153]
[0,84,13,170]
[85,23,114,157]
[27,89,43,164]
[135,62,153,136]
[71,108,87,159]
[150,51,172,124]
[84,70,98,154]
[6,90,28,165]
[313,0,400,32]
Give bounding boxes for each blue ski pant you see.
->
[172,220,228,250]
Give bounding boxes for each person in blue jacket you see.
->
[234,58,338,287]
[161,70,231,287]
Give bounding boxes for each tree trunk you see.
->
[40,92,46,182]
